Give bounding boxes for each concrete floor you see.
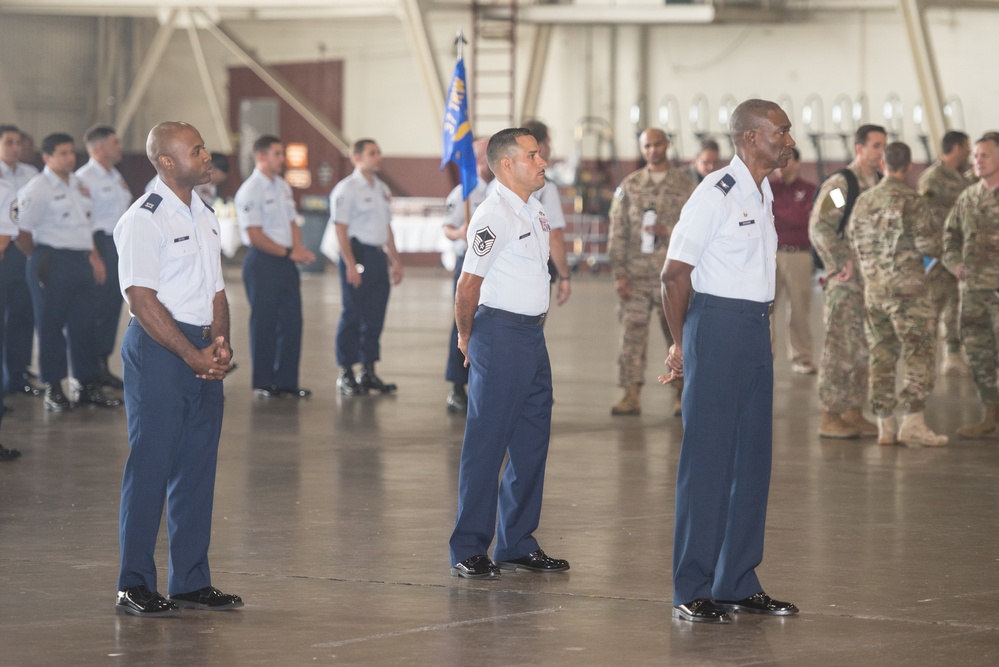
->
[1,265,997,666]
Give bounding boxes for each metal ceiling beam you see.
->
[114,8,176,137]
[898,0,947,146]
[398,0,446,128]
[184,12,233,152]
[194,8,351,155]
[520,23,552,123]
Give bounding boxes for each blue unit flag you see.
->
[440,58,479,201]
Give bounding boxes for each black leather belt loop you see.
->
[477,305,546,326]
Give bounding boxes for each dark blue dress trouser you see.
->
[242,247,303,390]
[93,231,123,360]
[672,292,774,605]
[0,246,15,423]
[335,243,389,367]
[118,319,224,595]
[449,310,552,565]
[445,254,468,385]
[2,244,34,391]
[26,246,99,385]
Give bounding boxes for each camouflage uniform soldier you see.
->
[608,128,695,416]
[917,130,975,376]
[942,131,999,438]
[809,124,887,439]
[849,142,947,447]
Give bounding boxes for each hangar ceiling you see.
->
[0,0,996,152]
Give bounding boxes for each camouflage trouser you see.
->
[927,266,961,353]
[818,281,868,413]
[617,276,673,386]
[959,287,999,404]
[864,292,936,415]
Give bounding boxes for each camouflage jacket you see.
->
[848,178,940,298]
[942,181,999,290]
[608,167,695,281]
[917,159,975,236]
[808,160,880,277]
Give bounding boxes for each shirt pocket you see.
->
[166,236,198,259]
[727,219,762,240]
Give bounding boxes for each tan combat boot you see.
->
[877,415,898,445]
[611,385,641,416]
[818,411,860,439]
[956,404,999,439]
[941,351,970,377]
[898,412,948,447]
[842,408,879,437]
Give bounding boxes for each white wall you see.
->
[0,7,995,167]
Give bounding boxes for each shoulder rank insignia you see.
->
[473,226,497,256]
[140,193,163,213]
[714,173,736,196]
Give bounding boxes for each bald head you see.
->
[147,121,197,173]
[729,99,783,147]
[145,121,213,200]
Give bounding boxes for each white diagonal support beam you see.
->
[184,13,233,152]
[899,0,947,147]
[194,8,350,155]
[398,0,445,128]
[114,8,177,136]
[520,23,552,124]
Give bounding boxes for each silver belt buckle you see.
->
[201,326,211,339]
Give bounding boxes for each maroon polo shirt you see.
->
[769,175,817,250]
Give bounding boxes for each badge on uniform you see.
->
[714,174,736,195]
[539,211,550,232]
[473,226,496,256]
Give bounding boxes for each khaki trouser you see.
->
[771,250,814,365]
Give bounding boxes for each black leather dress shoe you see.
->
[8,373,43,396]
[497,549,570,572]
[450,554,501,579]
[672,599,731,624]
[716,591,799,616]
[44,384,73,412]
[77,383,122,408]
[0,445,21,462]
[359,364,397,394]
[170,586,244,610]
[446,385,468,413]
[98,358,124,390]
[279,387,312,399]
[337,367,367,396]
[254,386,283,398]
[116,585,180,617]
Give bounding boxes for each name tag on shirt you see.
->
[174,236,190,243]
[519,232,531,239]
[738,220,755,227]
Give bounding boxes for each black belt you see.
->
[692,292,773,317]
[477,305,546,326]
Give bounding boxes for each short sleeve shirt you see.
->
[329,169,392,247]
[0,161,39,190]
[531,178,566,230]
[235,168,296,247]
[76,159,133,234]
[0,178,16,236]
[114,178,225,326]
[666,155,778,302]
[443,180,490,255]
[461,181,551,316]
[16,167,94,250]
